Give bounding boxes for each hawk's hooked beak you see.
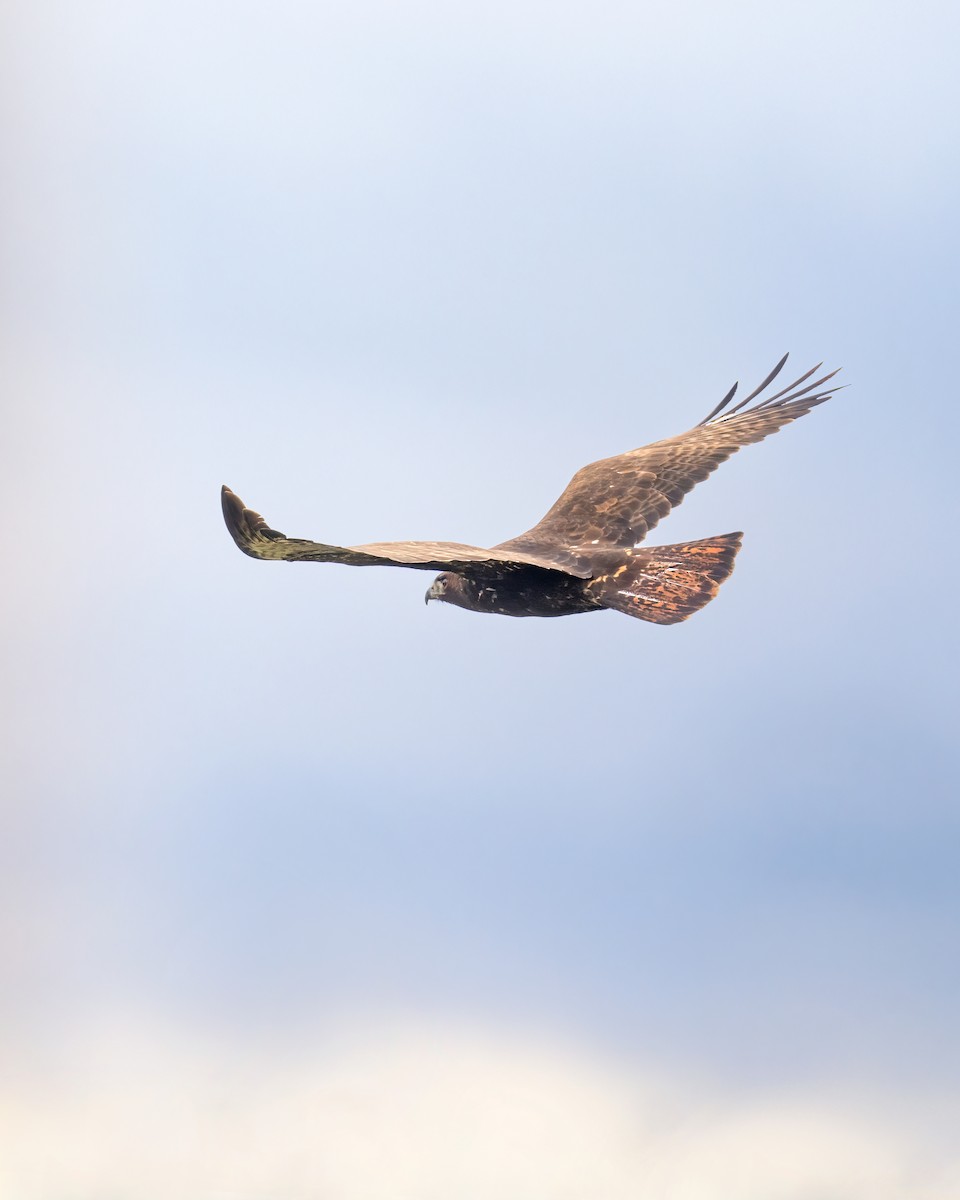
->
[425,579,444,605]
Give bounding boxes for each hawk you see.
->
[222,355,841,624]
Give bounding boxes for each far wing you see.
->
[221,486,591,577]
[498,355,841,561]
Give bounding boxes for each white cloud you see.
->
[2,1015,957,1200]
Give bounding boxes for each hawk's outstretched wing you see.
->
[221,486,591,577]
[497,355,840,564]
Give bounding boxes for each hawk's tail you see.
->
[587,533,743,624]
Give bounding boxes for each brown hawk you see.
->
[222,355,840,623]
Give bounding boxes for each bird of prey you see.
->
[222,355,840,624]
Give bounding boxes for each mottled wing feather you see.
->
[221,486,590,576]
[498,357,841,559]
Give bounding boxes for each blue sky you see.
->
[2,1,959,1195]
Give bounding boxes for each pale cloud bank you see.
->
[3,1017,958,1200]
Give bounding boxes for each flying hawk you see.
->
[222,355,840,623]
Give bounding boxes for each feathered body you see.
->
[428,535,743,622]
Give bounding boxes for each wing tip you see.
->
[221,483,247,535]
[700,356,844,425]
[221,484,281,558]
[221,482,240,516]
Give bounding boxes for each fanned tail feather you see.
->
[588,533,743,624]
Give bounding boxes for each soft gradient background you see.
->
[2,2,959,1196]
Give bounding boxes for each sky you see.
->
[1,1,959,1196]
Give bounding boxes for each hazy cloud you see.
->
[4,1017,959,1200]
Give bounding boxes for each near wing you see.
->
[221,486,591,577]
[498,355,841,562]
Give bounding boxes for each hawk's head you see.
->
[425,573,501,613]
[426,573,476,609]
[425,573,454,605]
